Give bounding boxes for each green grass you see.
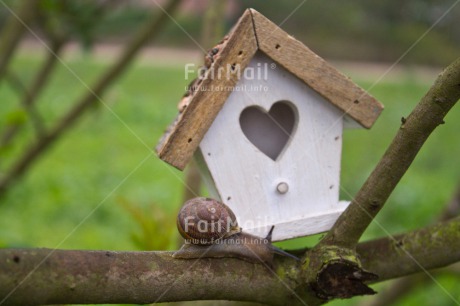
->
[0,53,189,250]
[0,52,459,305]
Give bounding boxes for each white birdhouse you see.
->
[156,9,384,241]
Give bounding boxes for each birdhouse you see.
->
[156,9,383,241]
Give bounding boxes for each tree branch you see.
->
[1,196,459,304]
[1,37,66,146]
[0,0,181,197]
[321,56,460,248]
[0,249,302,306]
[357,216,460,282]
[201,0,226,49]
[1,214,459,306]
[3,71,47,138]
[360,183,460,306]
[181,160,202,203]
[441,182,460,220]
[0,0,39,82]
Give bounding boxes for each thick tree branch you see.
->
[321,57,460,248]
[1,214,459,306]
[357,216,460,282]
[0,0,181,197]
[0,249,302,306]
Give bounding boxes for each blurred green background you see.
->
[0,1,459,306]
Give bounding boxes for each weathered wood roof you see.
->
[156,9,384,170]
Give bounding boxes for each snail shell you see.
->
[177,197,241,245]
[174,197,299,265]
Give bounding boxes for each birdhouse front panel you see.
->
[197,52,349,241]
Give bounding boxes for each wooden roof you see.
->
[156,9,384,170]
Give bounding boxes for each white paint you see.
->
[245,201,350,240]
[198,52,348,241]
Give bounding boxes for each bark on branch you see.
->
[0,216,458,305]
[0,249,301,306]
[357,216,460,282]
[321,56,460,248]
[361,183,460,306]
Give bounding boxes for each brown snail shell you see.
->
[177,197,241,245]
[174,198,300,265]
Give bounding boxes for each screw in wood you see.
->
[276,182,289,194]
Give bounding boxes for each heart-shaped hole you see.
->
[239,101,297,161]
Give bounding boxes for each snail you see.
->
[173,197,299,266]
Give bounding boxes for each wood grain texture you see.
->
[157,8,384,170]
[250,9,383,129]
[156,9,258,170]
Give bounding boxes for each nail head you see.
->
[277,182,289,194]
